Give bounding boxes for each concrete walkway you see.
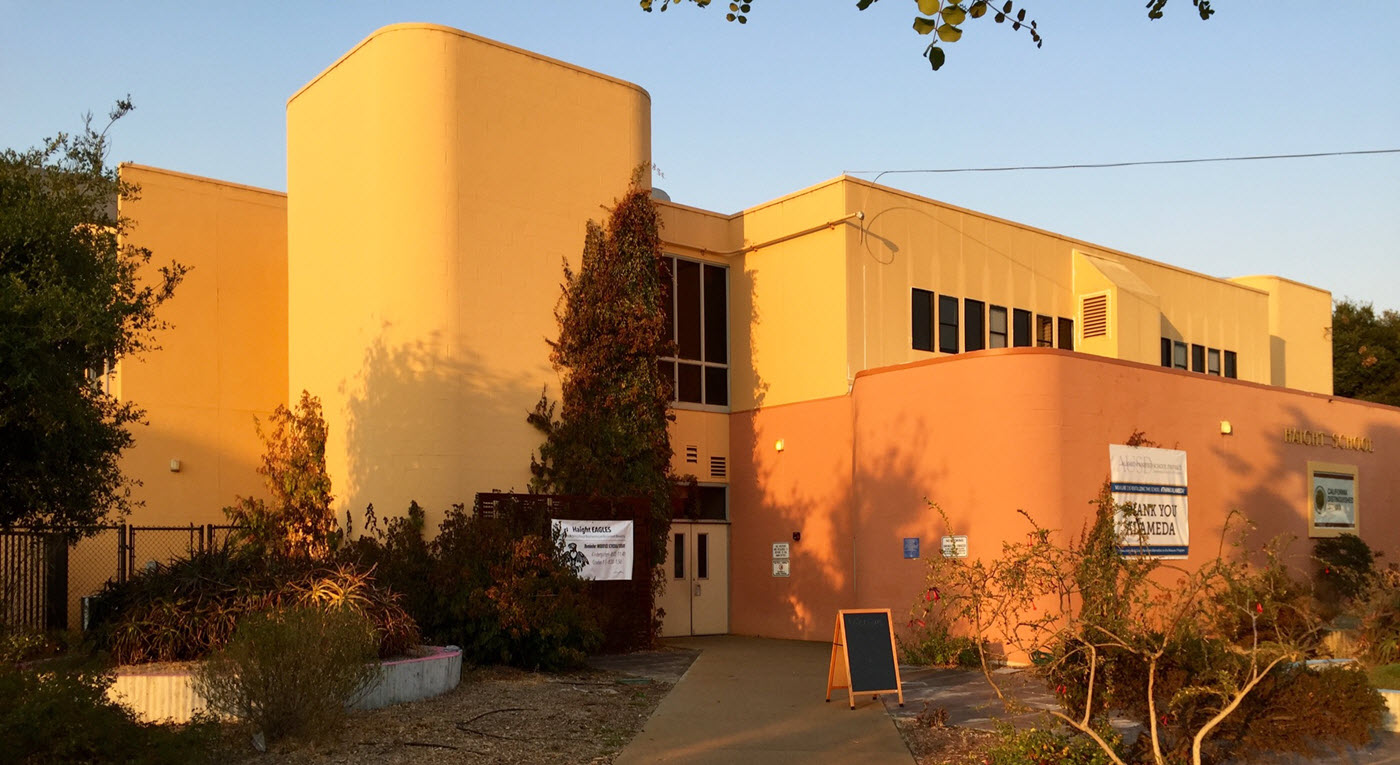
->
[612,636,913,765]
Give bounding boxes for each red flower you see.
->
[1056,684,1066,695]
[916,618,926,627]
[1256,602,1264,614]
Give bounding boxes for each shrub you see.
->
[0,665,217,763]
[984,722,1120,765]
[1313,534,1376,617]
[89,544,418,664]
[1356,563,1400,665]
[899,611,983,667]
[193,604,378,745]
[425,503,602,669]
[224,391,336,560]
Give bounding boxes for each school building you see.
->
[111,24,1400,642]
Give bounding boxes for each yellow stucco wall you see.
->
[286,24,651,531]
[1231,275,1333,394]
[117,164,288,525]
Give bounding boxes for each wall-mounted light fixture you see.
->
[792,531,801,542]
[775,439,785,452]
[169,458,182,473]
[1220,421,1233,435]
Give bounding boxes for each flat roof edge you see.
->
[119,163,287,198]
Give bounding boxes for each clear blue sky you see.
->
[3,1,1397,310]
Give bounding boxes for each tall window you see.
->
[1160,337,1173,368]
[1191,344,1206,373]
[1036,315,1054,347]
[1224,351,1238,379]
[989,306,1008,348]
[938,295,959,353]
[1057,318,1074,351]
[1207,348,1221,375]
[1013,309,1031,347]
[1173,341,1188,370]
[661,255,728,407]
[911,288,934,351]
[964,299,986,352]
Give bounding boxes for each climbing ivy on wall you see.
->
[529,168,677,569]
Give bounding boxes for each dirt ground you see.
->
[227,665,672,765]
[894,718,997,765]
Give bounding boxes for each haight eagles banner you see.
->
[1109,445,1189,559]
[551,519,634,581]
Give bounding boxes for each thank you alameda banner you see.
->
[1109,445,1189,559]
[551,519,634,580]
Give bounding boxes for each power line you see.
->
[845,149,1400,183]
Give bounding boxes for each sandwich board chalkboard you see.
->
[825,608,904,709]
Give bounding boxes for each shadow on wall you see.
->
[339,331,547,535]
[1222,399,1400,571]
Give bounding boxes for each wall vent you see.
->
[710,456,727,478]
[685,445,699,464]
[1081,293,1110,339]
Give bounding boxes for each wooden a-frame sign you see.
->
[825,608,904,709]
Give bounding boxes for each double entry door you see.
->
[657,521,729,636]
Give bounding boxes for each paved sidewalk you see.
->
[612,636,913,765]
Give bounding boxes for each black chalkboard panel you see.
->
[826,608,904,708]
[842,611,899,693]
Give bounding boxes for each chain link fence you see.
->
[1,523,243,631]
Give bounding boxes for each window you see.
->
[697,486,727,521]
[85,360,116,396]
[662,256,728,406]
[1173,341,1188,370]
[697,533,709,579]
[673,533,685,579]
[1013,309,1031,347]
[1036,315,1054,347]
[1224,351,1237,379]
[989,306,1008,348]
[1191,344,1206,373]
[1160,338,1173,368]
[911,289,934,351]
[938,295,959,353]
[1207,348,1221,375]
[1057,318,1074,351]
[965,299,986,352]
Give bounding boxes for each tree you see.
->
[1332,298,1400,408]
[225,391,337,559]
[642,0,1213,70]
[528,168,676,568]
[0,100,186,533]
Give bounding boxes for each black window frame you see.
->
[661,255,729,408]
[965,299,986,352]
[989,305,1008,348]
[912,288,934,352]
[1013,309,1032,347]
[1057,317,1074,351]
[1224,351,1238,379]
[938,295,960,354]
[1191,344,1206,373]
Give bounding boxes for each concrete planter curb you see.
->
[106,645,463,724]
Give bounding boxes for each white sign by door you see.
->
[551,519,633,580]
[772,543,790,559]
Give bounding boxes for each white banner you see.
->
[1110,445,1189,559]
[551,519,634,581]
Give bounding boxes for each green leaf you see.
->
[941,5,966,24]
[917,0,940,15]
[913,16,938,35]
[937,23,962,42]
[927,45,947,70]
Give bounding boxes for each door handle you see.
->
[694,583,701,596]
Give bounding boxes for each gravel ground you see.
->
[226,665,673,764]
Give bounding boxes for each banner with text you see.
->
[551,519,634,580]
[1110,445,1189,559]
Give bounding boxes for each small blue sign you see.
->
[903,537,920,559]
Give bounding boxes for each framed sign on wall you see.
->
[1307,461,1359,538]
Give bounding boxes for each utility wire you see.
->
[846,148,1400,184]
